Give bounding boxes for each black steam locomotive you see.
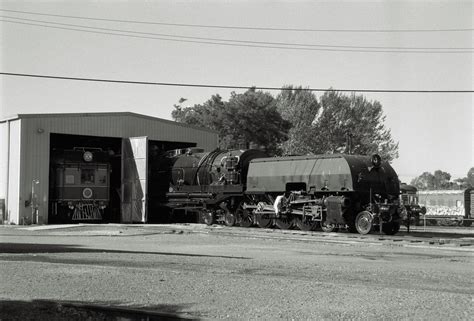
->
[166,149,402,235]
[49,147,111,223]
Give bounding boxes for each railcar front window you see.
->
[81,169,95,184]
[97,168,108,185]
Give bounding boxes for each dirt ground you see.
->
[0,224,473,320]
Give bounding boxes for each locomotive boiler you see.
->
[165,149,402,235]
[166,149,267,225]
[49,147,111,223]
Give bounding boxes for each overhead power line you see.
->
[2,19,472,54]
[0,8,472,33]
[2,15,472,51]
[1,72,472,93]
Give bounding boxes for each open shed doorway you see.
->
[49,133,122,224]
[49,133,196,224]
[147,140,196,223]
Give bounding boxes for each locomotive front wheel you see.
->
[382,221,401,235]
[275,216,295,230]
[355,211,373,235]
[224,212,236,226]
[255,214,274,229]
[295,218,319,231]
[321,221,338,233]
[202,211,215,226]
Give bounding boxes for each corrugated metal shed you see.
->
[0,112,218,224]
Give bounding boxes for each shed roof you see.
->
[0,112,217,134]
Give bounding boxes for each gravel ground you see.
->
[0,224,473,320]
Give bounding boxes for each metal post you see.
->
[31,179,39,224]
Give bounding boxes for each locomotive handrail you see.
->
[72,147,104,152]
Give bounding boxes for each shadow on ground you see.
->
[399,230,473,239]
[0,299,200,320]
[0,243,249,260]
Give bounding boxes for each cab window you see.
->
[81,168,95,184]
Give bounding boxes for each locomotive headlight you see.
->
[371,154,382,168]
[67,201,75,209]
[83,151,93,162]
[82,188,93,199]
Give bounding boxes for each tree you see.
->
[410,172,435,190]
[171,88,398,159]
[171,89,291,154]
[467,167,474,187]
[222,88,291,154]
[312,91,399,161]
[276,86,320,155]
[171,95,225,131]
[433,170,452,189]
[454,167,474,189]
[411,170,458,190]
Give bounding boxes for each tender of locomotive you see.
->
[166,150,402,235]
[49,147,111,223]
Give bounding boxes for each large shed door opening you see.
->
[121,137,148,223]
[49,133,122,224]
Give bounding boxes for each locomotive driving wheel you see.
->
[235,203,254,228]
[294,217,319,231]
[201,211,215,226]
[255,214,274,229]
[275,216,295,230]
[224,212,236,226]
[355,211,373,235]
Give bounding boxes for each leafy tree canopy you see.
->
[410,168,473,190]
[276,86,320,155]
[310,90,399,161]
[171,89,291,154]
[171,87,398,160]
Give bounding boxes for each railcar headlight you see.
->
[82,188,93,199]
[83,151,93,162]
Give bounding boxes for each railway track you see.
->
[9,223,474,248]
[198,225,474,248]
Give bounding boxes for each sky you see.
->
[0,0,472,182]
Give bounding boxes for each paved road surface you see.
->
[1,224,473,320]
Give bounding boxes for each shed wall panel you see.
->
[0,122,7,200]
[6,120,22,224]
